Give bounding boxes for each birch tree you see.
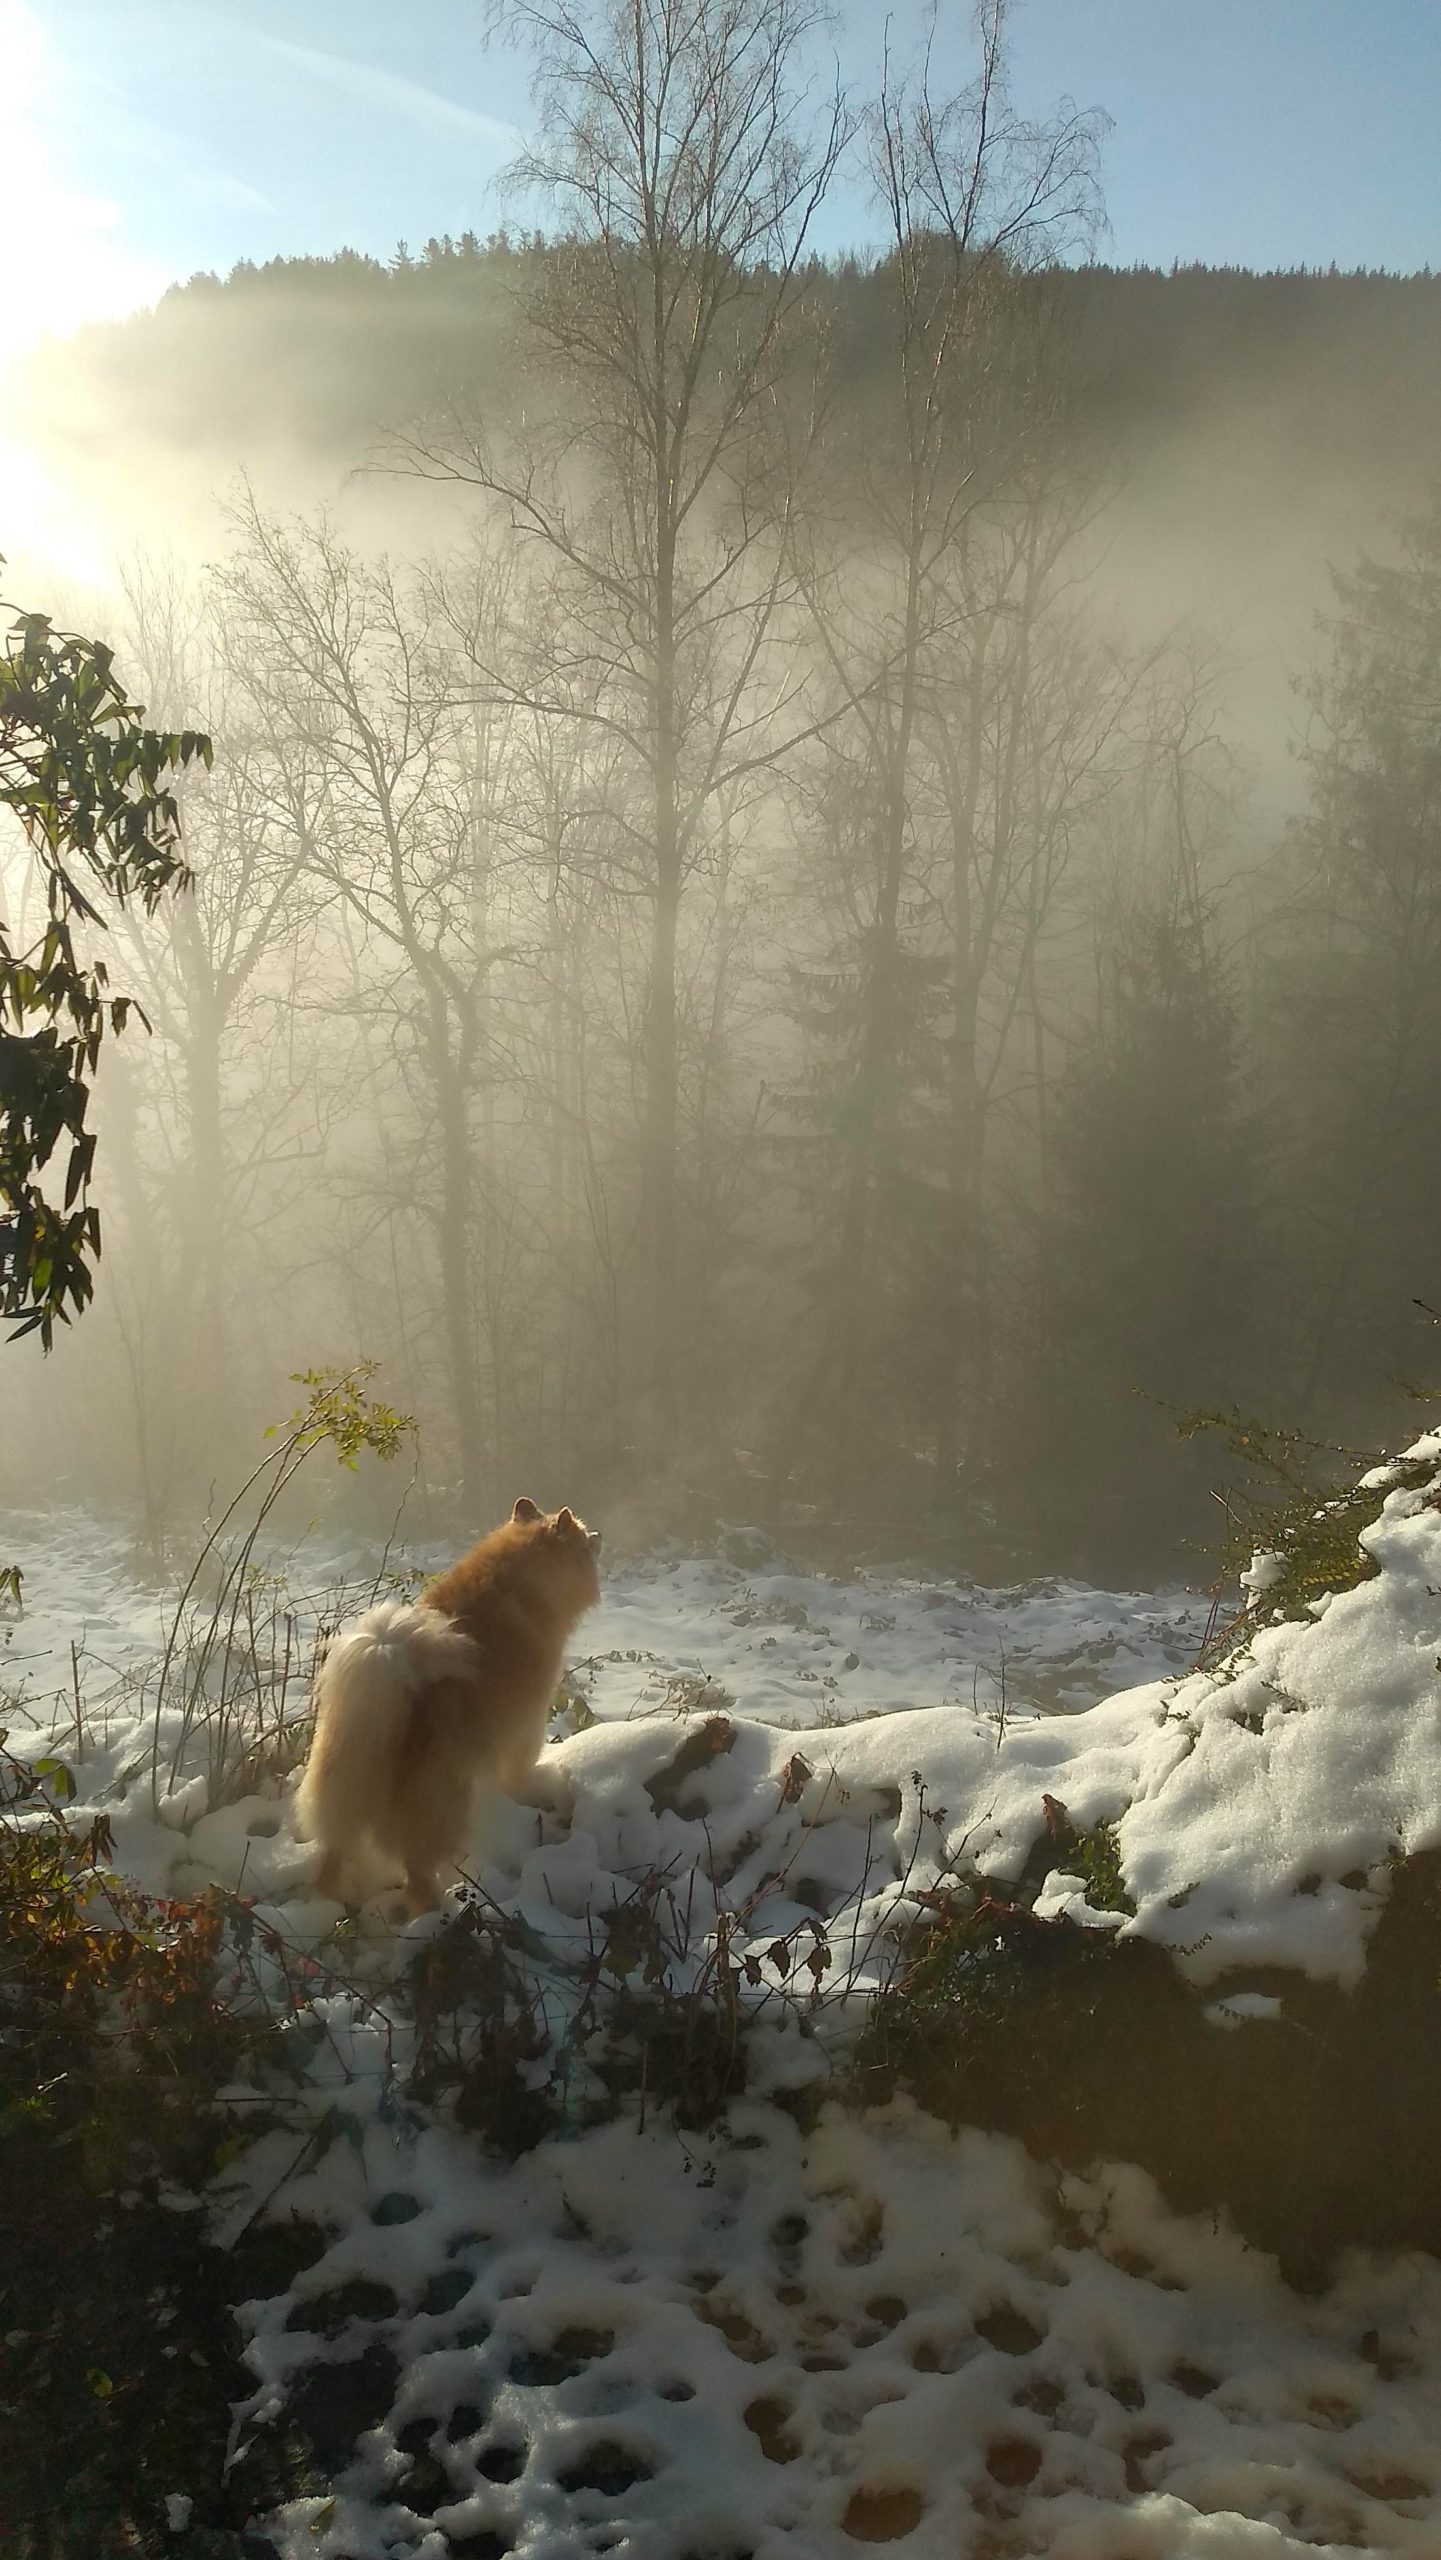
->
[395,0,846,1452]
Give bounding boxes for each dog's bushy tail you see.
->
[295,1600,479,1861]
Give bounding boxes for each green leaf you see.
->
[0,580,207,1342]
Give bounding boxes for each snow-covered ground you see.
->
[5,1471,1441,2557]
[237,2094,1441,2560]
[0,1501,1211,1738]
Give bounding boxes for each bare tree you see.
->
[392,0,847,1452]
[923,482,1145,1475]
[215,502,531,1511]
[102,560,322,1501]
[776,2,1104,1504]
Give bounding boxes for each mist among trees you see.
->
[6,0,1440,1584]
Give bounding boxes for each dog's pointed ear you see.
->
[512,1496,543,1523]
[554,1505,576,1531]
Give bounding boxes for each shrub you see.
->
[1177,1405,1437,1662]
[0,1768,278,2189]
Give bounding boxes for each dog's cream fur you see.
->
[295,1498,600,1911]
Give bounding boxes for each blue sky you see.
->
[5,0,1440,357]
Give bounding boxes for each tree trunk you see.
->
[429,999,487,1514]
[828,721,912,1500]
[644,848,682,1456]
[643,516,683,1460]
[935,643,989,1494]
[181,1000,232,1478]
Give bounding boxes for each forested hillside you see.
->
[9,236,1441,1577]
[35,242,1441,494]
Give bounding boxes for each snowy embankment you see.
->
[3,1460,1441,2558]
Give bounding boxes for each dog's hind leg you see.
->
[395,1793,473,1914]
[390,1759,477,1916]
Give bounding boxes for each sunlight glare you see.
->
[0,0,167,354]
[0,0,163,584]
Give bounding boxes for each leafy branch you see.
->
[0,575,211,1343]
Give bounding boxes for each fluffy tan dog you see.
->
[295,1498,601,1912]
